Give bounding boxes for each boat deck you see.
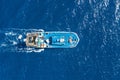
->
[26,31,79,48]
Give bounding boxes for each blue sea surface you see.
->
[0,0,120,80]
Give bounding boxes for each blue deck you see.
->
[42,32,79,48]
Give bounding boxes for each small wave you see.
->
[17,48,44,53]
[12,41,17,45]
[0,44,7,47]
[5,32,17,36]
[115,0,120,23]
[18,35,23,39]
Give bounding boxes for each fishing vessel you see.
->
[26,30,79,48]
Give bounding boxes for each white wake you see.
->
[0,28,44,53]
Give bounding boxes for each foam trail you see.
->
[115,0,120,23]
[0,28,44,53]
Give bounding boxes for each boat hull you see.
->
[26,31,79,48]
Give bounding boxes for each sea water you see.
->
[0,0,120,80]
